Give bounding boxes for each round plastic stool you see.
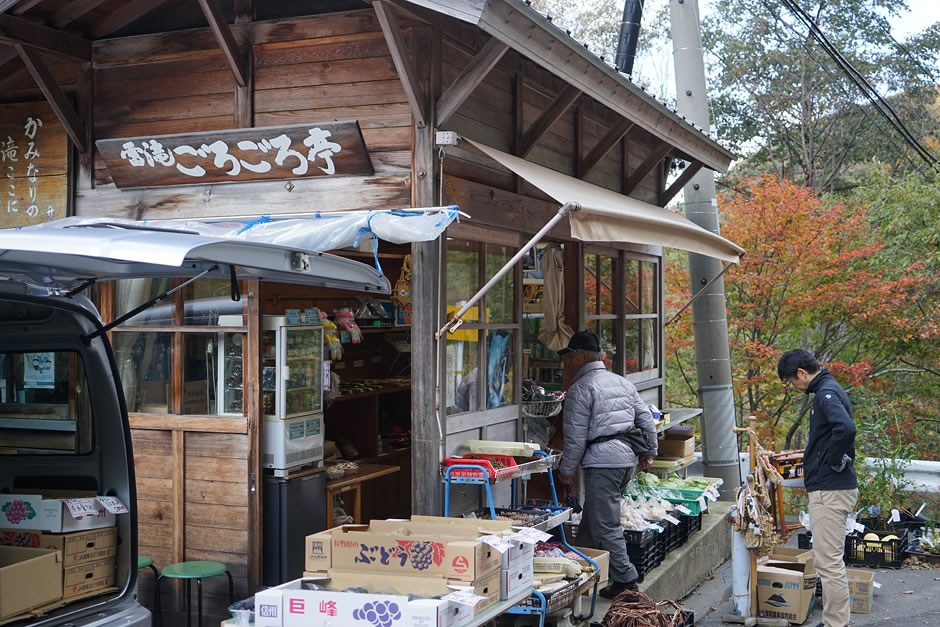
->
[157,561,234,627]
[137,555,161,627]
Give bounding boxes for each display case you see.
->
[217,332,246,415]
[262,316,324,419]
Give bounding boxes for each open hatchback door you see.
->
[0,220,389,627]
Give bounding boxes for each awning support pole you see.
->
[665,261,734,327]
[435,202,580,339]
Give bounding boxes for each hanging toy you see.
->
[334,307,363,344]
[319,311,343,360]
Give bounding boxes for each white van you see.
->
[0,221,389,626]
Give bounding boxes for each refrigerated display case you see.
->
[263,414,324,472]
[262,315,324,419]
[217,331,246,415]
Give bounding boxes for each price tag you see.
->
[442,590,487,608]
[675,504,692,515]
[914,503,927,518]
[648,523,665,533]
[890,509,901,524]
[873,581,882,589]
[853,522,866,533]
[64,498,100,518]
[706,487,721,500]
[697,496,706,510]
[663,514,681,525]
[96,496,128,514]
[513,527,552,544]
[480,535,514,554]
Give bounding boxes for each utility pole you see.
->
[615,0,644,75]
[670,0,741,499]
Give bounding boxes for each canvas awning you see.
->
[465,139,744,264]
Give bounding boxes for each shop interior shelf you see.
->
[656,408,702,433]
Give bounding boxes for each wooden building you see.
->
[0,0,741,621]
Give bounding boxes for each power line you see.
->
[777,0,939,170]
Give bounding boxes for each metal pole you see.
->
[436,202,579,339]
[615,0,644,75]
[670,0,741,499]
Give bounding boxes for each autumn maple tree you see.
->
[666,175,937,455]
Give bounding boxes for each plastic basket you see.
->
[442,454,517,480]
[844,529,909,569]
[521,395,565,418]
[906,534,940,564]
[468,507,551,527]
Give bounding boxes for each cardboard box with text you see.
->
[756,561,817,625]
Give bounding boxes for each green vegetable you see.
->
[637,472,660,487]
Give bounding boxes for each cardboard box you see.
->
[572,546,610,585]
[63,557,115,600]
[330,526,501,581]
[256,572,479,627]
[41,527,117,565]
[756,561,817,625]
[501,540,535,570]
[0,494,126,533]
[0,529,39,548]
[0,546,63,619]
[500,560,534,600]
[657,430,695,458]
[847,568,875,614]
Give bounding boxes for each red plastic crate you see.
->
[442,454,517,479]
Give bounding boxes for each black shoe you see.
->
[599,581,639,599]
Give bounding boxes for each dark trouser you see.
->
[577,466,638,584]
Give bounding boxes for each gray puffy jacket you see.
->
[559,362,657,477]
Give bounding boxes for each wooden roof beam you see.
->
[196,0,247,88]
[579,117,634,178]
[14,43,86,152]
[374,0,426,127]
[0,14,90,61]
[517,83,580,158]
[624,140,673,195]
[9,0,42,15]
[91,0,174,39]
[662,160,704,205]
[436,36,508,126]
[52,0,111,29]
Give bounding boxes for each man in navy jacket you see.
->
[778,349,857,627]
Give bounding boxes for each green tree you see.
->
[702,0,940,191]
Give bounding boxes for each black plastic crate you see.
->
[845,529,908,568]
[631,539,665,583]
[624,526,659,549]
[798,531,812,550]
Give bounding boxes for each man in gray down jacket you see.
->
[557,330,658,599]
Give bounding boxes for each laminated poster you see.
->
[24,352,55,389]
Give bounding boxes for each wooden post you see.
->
[410,24,442,516]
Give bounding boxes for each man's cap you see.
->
[558,330,601,356]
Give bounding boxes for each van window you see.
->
[0,351,92,454]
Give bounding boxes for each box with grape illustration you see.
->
[0,494,127,533]
[330,528,501,582]
[254,576,472,627]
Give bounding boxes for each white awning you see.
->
[465,139,744,263]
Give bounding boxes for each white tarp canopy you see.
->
[465,139,744,263]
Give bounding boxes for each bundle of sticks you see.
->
[602,589,688,627]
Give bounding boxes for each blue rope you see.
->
[235,214,271,234]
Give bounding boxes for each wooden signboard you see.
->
[96,121,374,189]
[0,102,69,228]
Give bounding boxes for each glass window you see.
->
[624,319,640,374]
[642,319,657,371]
[0,351,92,454]
[485,245,515,323]
[446,240,480,312]
[485,330,514,409]
[641,262,656,314]
[624,259,639,315]
[114,278,173,326]
[445,333,479,415]
[183,279,246,326]
[522,243,565,391]
[183,334,218,415]
[585,320,615,371]
[112,331,173,414]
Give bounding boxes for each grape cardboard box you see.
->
[0,546,63,620]
[0,493,127,533]
[847,568,875,614]
[405,516,534,569]
[255,571,491,627]
[756,561,817,625]
[319,524,502,582]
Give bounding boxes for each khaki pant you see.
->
[808,488,859,627]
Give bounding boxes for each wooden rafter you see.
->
[624,140,673,194]
[52,0,111,28]
[0,14,90,61]
[436,36,509,126]
[9,0,41,14]
[91,0,173,39]
[517,83,580,158]
[14,43,86,152]
[374,0,426,127]
[579,117,634,178]
[662,160,704,205]
[196,0,248,88]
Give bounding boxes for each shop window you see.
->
[521,243,566,390]
[110,279,247,417]
[0,351,92,454]
[583,252,617,371]
[444,239,519,415]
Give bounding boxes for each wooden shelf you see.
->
[330,384,411,403]
[656,407,702,433]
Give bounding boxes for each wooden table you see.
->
[325,463,400,527]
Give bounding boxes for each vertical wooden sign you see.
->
[0,102,69,228]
